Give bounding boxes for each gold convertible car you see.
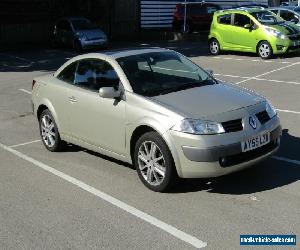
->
[32,48,281,192]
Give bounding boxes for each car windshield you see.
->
[251,10,284,25]
[72,19,96,30]
[117,51,216,97]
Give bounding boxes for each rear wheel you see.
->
[39,109,63,152]
[209,38,220,55]
[258,41,273,59]
[134,132,177,192]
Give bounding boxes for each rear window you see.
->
[218,14,231,24]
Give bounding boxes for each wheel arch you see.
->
[36,100,61,133]
[129,124,183,177]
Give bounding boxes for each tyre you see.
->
[134,132,177,192]
[39,109,63,152]
[209,38,221,55]
[73,40,82,52]
[257,41,273,59]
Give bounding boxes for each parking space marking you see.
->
[215,73,300,85]
[212,56,292,64]
[276,109,300,115]
[19,89,32,94]
[272,156,300,166]
[236,62,300,84]
[0,142,207,249]
[0,53,34,64]
[9,139,41,148]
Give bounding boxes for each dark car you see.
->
[52,17,108,52]
[172,2,221,33]
[269,6,300,26]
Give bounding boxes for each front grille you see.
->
[256,110,270,125]
[219,141,278,167]
[221,119,243,133]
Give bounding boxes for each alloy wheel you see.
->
[210,40,219,55]
[40,114,56,148]
[259,43,271,58]
[137,141,166,186]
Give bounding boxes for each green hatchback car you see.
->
[208,8,300,59]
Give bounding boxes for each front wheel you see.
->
[134,132,177,192]
[257,41,273,59]
[209,38,221,55]
[39,109,63,152]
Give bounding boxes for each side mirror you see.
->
[292,18,299,24]
[99,87,120,99]
[244,24,252,29]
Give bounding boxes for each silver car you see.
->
[32,48,281,192]
[52,17,108,51]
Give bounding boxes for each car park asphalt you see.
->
[0,42,299,249]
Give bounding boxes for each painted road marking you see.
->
[212,56,292,64]
[0,142,207,249]
[236,62,300,84]
[272,156,300,166]
[9,139,41,148]
[276,109,300,115]
[19,89,32,94]
[215,73,300,85]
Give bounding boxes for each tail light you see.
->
[32,80,36,90]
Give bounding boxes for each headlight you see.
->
[172,118,225,135]
[265,27,287,39]
[76,33,88,41]
[266,100,277,119]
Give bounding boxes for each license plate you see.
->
[293,41,300,46]
[241,132,270,152]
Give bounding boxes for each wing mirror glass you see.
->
[99,87,121,99]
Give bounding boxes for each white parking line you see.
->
[9,139,41,148]
[272,156,300,166]
[214,73,300,85]
[19,89,32,94]
[0,142,207,249]
[276,109,300,115]
[236,62,300,84]
[212,56,292,64]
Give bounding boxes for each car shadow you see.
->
[169,129,300,194]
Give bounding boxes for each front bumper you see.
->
[271,38,300,54]
[167,115,281,178]
[81,39,108,49]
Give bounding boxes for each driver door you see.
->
[67,58,126,156]
[232,13,258,51]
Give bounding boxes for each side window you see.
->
[271,9,279,15]
[280,10,295,21]
[57,62,77,84]
[93,60,120,90]
[58,20,72,31]
[188,5,206,15]
[74,59,119,92]
[234,14,252,28]
[74,60,94,90]
[218,14,231,25]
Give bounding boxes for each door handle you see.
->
[68,96,77,103]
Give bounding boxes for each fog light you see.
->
[276,45,284,51]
